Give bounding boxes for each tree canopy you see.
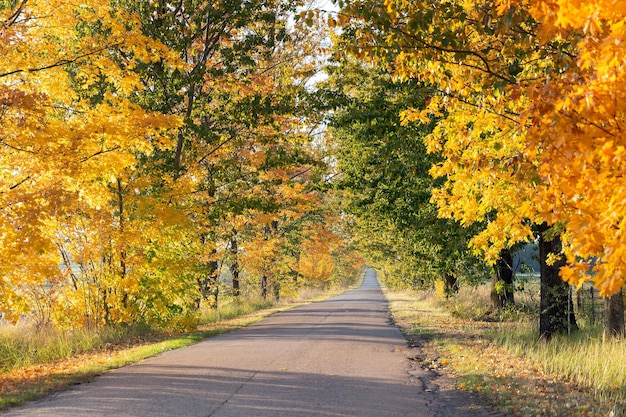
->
[335,0,626,297]
[1,0,625,333]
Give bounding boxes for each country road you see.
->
[3,269,504,417]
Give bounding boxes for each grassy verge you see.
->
[383,284,626,417]
[0,285,352,410]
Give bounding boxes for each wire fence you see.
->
[573,283,607,327]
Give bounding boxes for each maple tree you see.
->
[331,0,577,336]
[334,0,626,337]
[0,0,180,325]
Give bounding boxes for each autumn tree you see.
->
[334,0,626,337]
[126,0,342,307]
[515,1,626,338]
[333,0,582,337]
[0,0,182,326]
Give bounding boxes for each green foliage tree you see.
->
[324,57,488,291]
[121,0,333,308]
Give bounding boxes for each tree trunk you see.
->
[443,271,459,298]
[604,289,625,340]
[261,274,268,300]
[538,223,577,340]
[260,220,279,300]
[590,285,597,325]
[116,178,128,310]
[230,230,240,297]
[196,253,219,309]
[491,248,515,308]
[273,282,280,301]
[197,165,219,309]
[116,178,127,280]
[209,258,219,309]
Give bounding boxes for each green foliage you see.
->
[324,58,489,289]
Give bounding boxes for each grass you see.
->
[0,323,154,373]
[0,283,356,411]
[0,326,207,409]
[382,283,626,417]
[198,298,274,324]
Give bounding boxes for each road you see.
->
[4,269,503,417]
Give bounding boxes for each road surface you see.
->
[4,269,503,417]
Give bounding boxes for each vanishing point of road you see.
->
[4,269,504,417]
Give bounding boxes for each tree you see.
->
[324,57,488,291]
[124,0,330,307]
[334,0,582,336]
[517,1,626,303]
[0,0,180,325]
[0,0,342,329]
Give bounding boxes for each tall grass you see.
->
[446,283,626,413]
[492,321,626,406]
[0,286,350,375]
[0,295,285,373]
[0,321,154,373]
[384,282,626,415]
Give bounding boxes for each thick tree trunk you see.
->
[604,289,625,340]
[491,248,515,308]
[538,223,577,340]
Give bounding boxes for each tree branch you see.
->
[0,43,122,78]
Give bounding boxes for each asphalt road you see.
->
[4,269,503,417]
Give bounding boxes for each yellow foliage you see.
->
[298,225,338,286]
[0,0,182,324]
[342,0,626,295]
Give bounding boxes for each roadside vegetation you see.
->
[384,283,625,417]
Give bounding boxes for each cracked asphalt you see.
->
[3,269,506,417]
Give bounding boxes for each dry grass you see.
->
[383,283,626,417]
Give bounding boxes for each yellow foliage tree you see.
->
[298,225,338,287]
[0,0,179,323]
[338,0,626,299]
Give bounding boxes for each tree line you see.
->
[2,0,625,340]
[0,0,361,330]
